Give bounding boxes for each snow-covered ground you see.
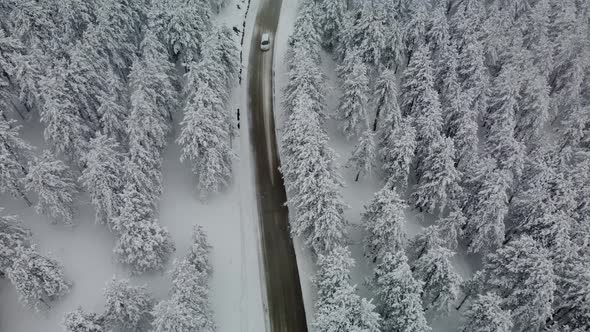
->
[273,2,475,331]
[0,1,268,331]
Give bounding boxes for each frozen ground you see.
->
[273,2,475,331]
[0,1,267,331]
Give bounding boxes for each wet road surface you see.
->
[247,0,308,330]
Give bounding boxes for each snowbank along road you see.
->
[247,0,308,330]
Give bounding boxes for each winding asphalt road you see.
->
[247,0,308,330]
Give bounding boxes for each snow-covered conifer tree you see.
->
[284,42,326,121]
[425,0,449,54]
[103,278,154,331]
[406,225,442,262]
[39,65,92,161]
[349,2,391,67]
[0,211,31,275]
[8,247,71,312]
[337,50,369,139]
[149,0,212,62]
[348,129,376,181]
[412,136,460,214]
[0,114,33,205]
[178,61,235,200]
[362,187,407,262]
[152,225,214,332]
[314,246,380,332]
[481,235,556,331]
[113,185,175,274]
[80,135,124,226]
[63,307,105,332]
[412,244,461,316]
[401,0,429,57]
[25,151,78,224]
[317,0,347,50]
[373,68,400,134]
[461,293,513,332]
[401,42,437,118]
[289,0,321,63]
[463,165,511,254]
[434,207,465,251]
[379,117,416,190]
[515,70,550,144]
[371,251,431,332]
[96,71,128,143]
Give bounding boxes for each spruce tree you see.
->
[337,50,370,139]
[25,151,78,225]
[0,211,31,275]
[371,251,431,332]
[103,278,154,331]
[8,247,72,312]
[461,293,513,332]
[347,129,376,182]
[379,117,416,190]
[412,245,461,316]
[63,308,105,332]
[0,114,33,205]
[481,235,556,331]
[313,246,381,332]
[362,188,407,262]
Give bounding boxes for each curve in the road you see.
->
[247,0,308,331]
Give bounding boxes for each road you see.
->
[247,0,308,331]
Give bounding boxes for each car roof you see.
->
[261,33,270,40]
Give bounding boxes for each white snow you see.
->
[0,1,268,331]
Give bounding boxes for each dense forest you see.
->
[283,0,590,331]
[0,0,237,330]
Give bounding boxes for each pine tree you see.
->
[461,293,513,332]
[435,207,466,251]
[426,0,450,54]
[289,0,321,63]
[515,69,550,144]
[412,244,461,316]
[39,64,92,161]
[337,50,370,139]
[96,71,128,143]
[283,42,326,121]
[379,117,416,190]
[8,247,71,312]
[103,278,154,331]
[25,151,78,225]
[401,42,437,118]
[63,307,105,332]
[0,211,31,275]
[137,27,178,123]
[406,225,442,262]
[481,235,556,332]
[149,0,212,63]
[80,135,124,226]
[178,61,235,200]
[362,187,407,262]
[373,68,400,134]
[113,183,175,274]
[318,0,347,50]
[313,246,381,332]
[412,136,460,214]
[401,0,429,57]
[371,251,431,332]
[152,225,215,332]
[151,299,206,332]
[349,2,390,67]
[0,114,33,205]
[463,166,511,254]
[348,129,376,181]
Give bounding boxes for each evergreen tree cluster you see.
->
[281,0,347,256]
[0,210,71,312]
[1,0,234,315]
[177,26,240,200]
[308,0,590,331]
[63,278,155,332]
[151,225,215,332]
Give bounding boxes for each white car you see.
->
[260,33,271,51]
